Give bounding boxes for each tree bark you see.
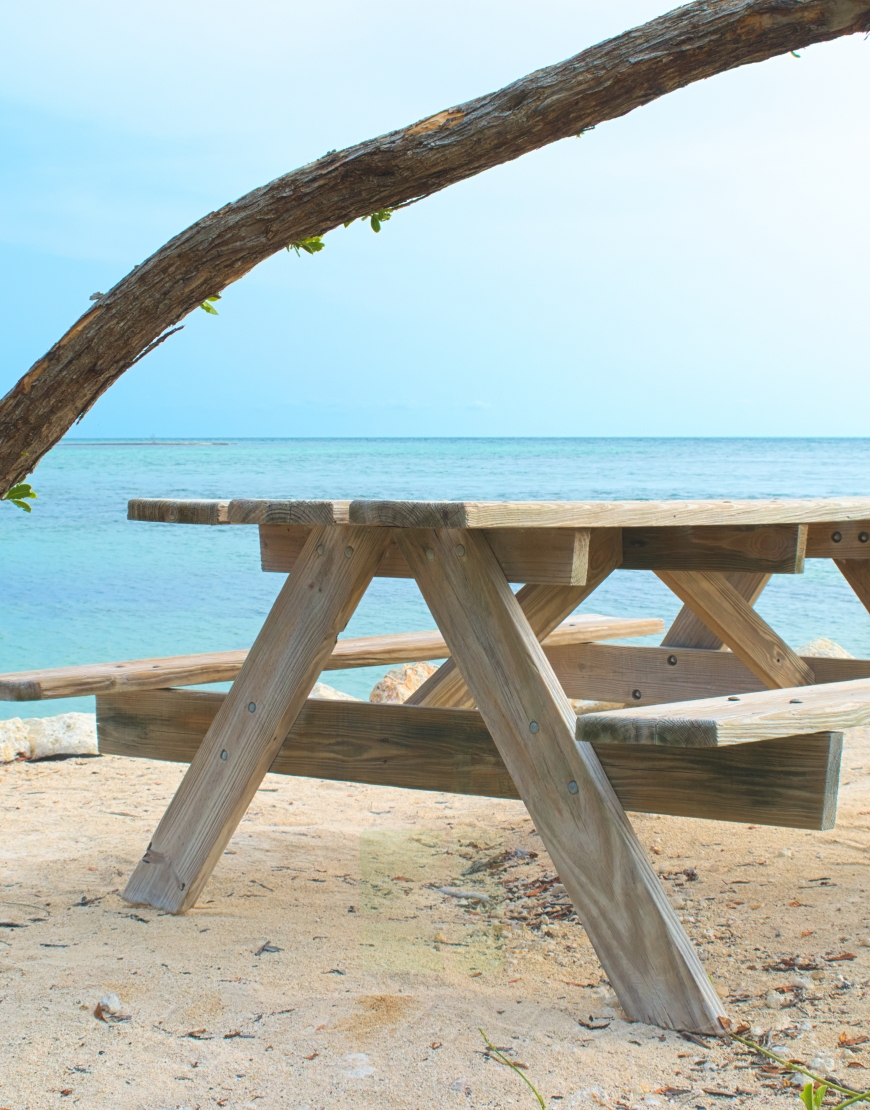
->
[2,0,868,492]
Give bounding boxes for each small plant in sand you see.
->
[479,1028,545,1108]
[725,1025,870,1110]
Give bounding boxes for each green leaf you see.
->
[370,215,381,232]
[199,301,219,314]
[5,482,36,502]
[801,1082,816,1110]
[10,499,32,512]
[287,235,325,256]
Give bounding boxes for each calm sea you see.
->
[2,437,870,720]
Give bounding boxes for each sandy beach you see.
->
[2,728,869,1110]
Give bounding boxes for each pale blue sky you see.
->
[1,1,868,438]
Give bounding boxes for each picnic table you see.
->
[9,495,870,1034]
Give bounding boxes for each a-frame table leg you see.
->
[396,527,725,1034]
[407,529,623,709]
[123,525,392,914]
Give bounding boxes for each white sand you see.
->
[2,734,870,1109]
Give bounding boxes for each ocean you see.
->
[2,437,870,720]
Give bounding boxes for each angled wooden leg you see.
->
[396,527,725,1034]
[123,525,391,913]
[662,571,770,650]
[835,559,870,616]
[407,528,622,709]
[656,570,814,689]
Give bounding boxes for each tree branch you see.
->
[2,0,868,491]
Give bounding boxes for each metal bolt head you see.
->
[861,532,869,544]
[632,689,642,701]
[667,655,678,667]
[316,543,325,556]
[344,546,354,558]
[727,696,740,702]
[529,721,539,734]
[248,702,256,713]
[425,547,435,561]
[832,531,843,543]
[455,544,466,557]
[567,780,579,795]
[220,750,228,761]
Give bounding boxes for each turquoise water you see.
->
[3,437,870,719]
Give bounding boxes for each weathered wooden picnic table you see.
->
[14,495,870,1033]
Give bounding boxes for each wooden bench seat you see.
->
[97,689,843,830]
[0,613,662,701]
[576,677,870,747]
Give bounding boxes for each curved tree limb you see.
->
[2,0,868,492]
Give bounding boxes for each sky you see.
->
[1,1,868,439]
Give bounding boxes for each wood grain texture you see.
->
[7,0,870,495]
[656,570,814,688]
[396,524,724,1033]
[260,524,592,584]
[836,559,870,615]
[127,499,230,525]
[228,500,351,525]
[553,642,870,706]
[661,571,769,651]
[576,677,870,747]
[807,521,870,558]
[349,498,870,530]
[407,529,624,710]
[622,524,806,573]
[122,525,391,914]
[98,690,842,830]
[0,613,663,701]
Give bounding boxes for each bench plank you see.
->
[807,521,870,558]
[0,613,662,702]
[96,690,841,831]
[575,677,870,747]
[553,643,870,706]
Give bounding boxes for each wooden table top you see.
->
[128,496,870,529]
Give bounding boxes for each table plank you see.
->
[656,570,814,688]
[98,690,842,831]
[395,525,724,1033]
[122,525,392,914]
[807,521,870,558]
[349,498,870,529]
[576,677,870,747]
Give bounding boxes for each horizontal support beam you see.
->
[96,690,841,831]
[622,525,806,574]
[261,524,593,584]
[551,643,870,706]
[576,677,870,747]
[0,614,663,701]
[807,521,870,558]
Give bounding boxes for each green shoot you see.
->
[801,1081,828,1110]
[791,50,801,57]
[2,482,37,512]
[343,208,393,232]
[199,294,221,315]
[728,1031,870,1109]
[287,235,325,256]
[479,1029,545,1109]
